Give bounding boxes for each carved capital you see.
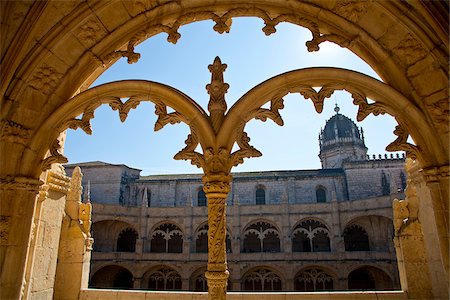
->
[202,174,231,196]
[0,176,42,192]
[421,165,450,183]
[47,171,71,194]
[205,270,229,300]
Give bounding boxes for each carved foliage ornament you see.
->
[386,125,419,159]
[41,139,68,172]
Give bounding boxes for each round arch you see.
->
[2,2,446,179]
[90,265,134,289]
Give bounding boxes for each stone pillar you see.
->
[54,167,93,300]
[416,164,449,299]
[392,159,435,299]
[203,174,230,300]
[0,176,42,300]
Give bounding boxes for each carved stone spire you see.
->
[206,56,229,133]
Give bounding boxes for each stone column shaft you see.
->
[203,174,230,300]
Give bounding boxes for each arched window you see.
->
[144,189,152,207]
[242,221,280,253]
[195,224,232,253]
[381,172,390,195]
[198,189,207,206]
[292,220,330,252]
[255,187,266,205]
[116,228,138,252]
[147,267,182,290]
[344,224,370,251]
[242,268,282,291]
[400,172,407,191]
[150,224,183,253]
[294,268,334,291]
[316,187,327,203]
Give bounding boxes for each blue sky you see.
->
[64,18,401,175]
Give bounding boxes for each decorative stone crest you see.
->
[393,34,428,66]
[334,0,371,23]
[28,65,63,95]
[76,18,106,46]
[0,120,31,145]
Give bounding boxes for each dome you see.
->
[321,113,362,142]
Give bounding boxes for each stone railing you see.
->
[79,289,407,300]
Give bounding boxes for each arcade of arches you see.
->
[0,1,448,300]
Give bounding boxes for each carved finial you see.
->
[206,56,229,132]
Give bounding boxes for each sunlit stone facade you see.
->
[66,112,405,292]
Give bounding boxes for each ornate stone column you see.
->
[203,173,231,300]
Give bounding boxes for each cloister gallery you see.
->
[0,1,448,300]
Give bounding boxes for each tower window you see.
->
[198,189,207,206]
[256,187,265,205]
[316,187,327,203]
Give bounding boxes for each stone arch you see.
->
[149,221,184,253]
[292,218,331,252]
[347,265,394,291]
[294,266,336,291]
[89,265,134,289]
[142,265,182,290]
[242,219,281,253]
[7,2,445,182]
[1,2,449,299]
[241,266,283,291]
[91,220,137,252]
